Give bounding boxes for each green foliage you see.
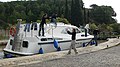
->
[39,11,45,20]
[57,17,69,24]
[106,25,113,32]
[36,20,41,23]
[65,0,69,19]
[0,3,5,13]
[22,20,26,24]
[89,4,117,24]
[71,0,84,26]
[0,0,119,39]
[110,23,120,34]
[89,23,120,39]
[90,23,98,30]
[0,0,117,30]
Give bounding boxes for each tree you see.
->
[65,0,69,19]
[106,25,113,37]
[90,23,98,30]
[110,23,120,34]
[89,4,117,24]
[71,0,84,26]
[0,3,5,14]
[15,4,26,13]
[0,0,117,28]
[57,14,69,24]
[27,10,34,22]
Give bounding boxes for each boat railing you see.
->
[22,23,57,37]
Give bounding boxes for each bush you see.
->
[57,17,70,24]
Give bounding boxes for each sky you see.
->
[0,0,120,23]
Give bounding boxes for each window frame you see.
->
[22,41,29,48]
[10,39,13,45]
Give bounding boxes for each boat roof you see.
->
[20,22,78,29]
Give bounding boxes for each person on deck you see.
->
[50,13,57,27]
[39,13,48,36]
[84,24,90,37]
[67,28,78,54]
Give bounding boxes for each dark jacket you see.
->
[51,15,57,22]
[93,29,99,35]
[41,17,47,25]
[67,31,76,40]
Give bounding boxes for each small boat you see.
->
[3,22,94,57]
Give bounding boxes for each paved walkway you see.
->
[0,38,120,67]
[25,40,120,67]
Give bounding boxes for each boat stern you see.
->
[3,48,34,58]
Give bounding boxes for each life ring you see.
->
[10,27,16,37]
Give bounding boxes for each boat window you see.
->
[41,38,53,41]
[41,38,47,41]
[67,27,81,33]
[61,27,81,34]
[10,39,13,45]
[47,38,54,40]
[61,27,72,34]
[75,28,81,33]
[54,38,63,40]
[22,41,28,48]
[61,29,67,34]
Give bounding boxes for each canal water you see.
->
[0,45,5,59]
[0,52,4,59]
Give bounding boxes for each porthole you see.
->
[22,41,28,48]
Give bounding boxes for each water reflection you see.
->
[0,52,4,59]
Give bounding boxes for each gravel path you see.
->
[19,44,120,67]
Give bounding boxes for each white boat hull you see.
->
[3,38,92,57]
[3,22,94,57]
